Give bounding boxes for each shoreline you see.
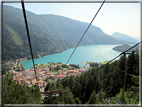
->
[20,48,71,65]
[19,46,76,68]
[21,44,121,63]
[20,44,122,70]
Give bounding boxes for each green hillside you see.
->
[113,44,139,52]
[2,50,139,104]
[42,51,139,104]
[2,5,123,62]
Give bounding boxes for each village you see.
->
[3,57,118,93]
[3,59,89,91]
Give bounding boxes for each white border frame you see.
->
[1,0,141,106]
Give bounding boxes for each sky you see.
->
[2,0,141,40]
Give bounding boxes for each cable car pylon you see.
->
[40,89,62,104]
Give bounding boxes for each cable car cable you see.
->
[21,0,40,103]
[63,41,141,97]
[66,0,105,64]
[21,0,38,82]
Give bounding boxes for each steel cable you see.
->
[62,41,141,93]
[66,0,105,64]
[21,0,38,82]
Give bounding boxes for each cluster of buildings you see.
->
[5,59,25,72]
[4,63,88,89]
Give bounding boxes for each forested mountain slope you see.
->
[43,50,139,104]
[3,5,122,61]
[113,44,139,52]
[2,50,139,104]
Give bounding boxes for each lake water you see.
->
[20,44,123,70]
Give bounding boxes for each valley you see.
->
[2,5,140,105]
[3,5,136,63]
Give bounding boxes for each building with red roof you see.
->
[56,75,64,78]
[30,68,34,71]
[74,70,78,73]
[63,72,67,75]
[26,69,30,72]
[15,81,22,85]
[58,70,63,75]
[47,73,51,76]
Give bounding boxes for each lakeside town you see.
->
[3,58,114,91]
[3,58,89,91]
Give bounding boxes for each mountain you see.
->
[111,32,139,44]
[112,44,139,52]
[134,36,140,41]
[3,5,122,62]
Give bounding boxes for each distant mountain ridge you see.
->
[3,5,133,61]
[111,32,139,44]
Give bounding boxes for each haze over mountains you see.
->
[111,32,139,44]
[3,5,138,61]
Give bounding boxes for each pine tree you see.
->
[86,90,96,104]
[63,87,75,104]
[127,51,135,75]
[74,97,82,104]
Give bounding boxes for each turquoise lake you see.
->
[20,44,123,70]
